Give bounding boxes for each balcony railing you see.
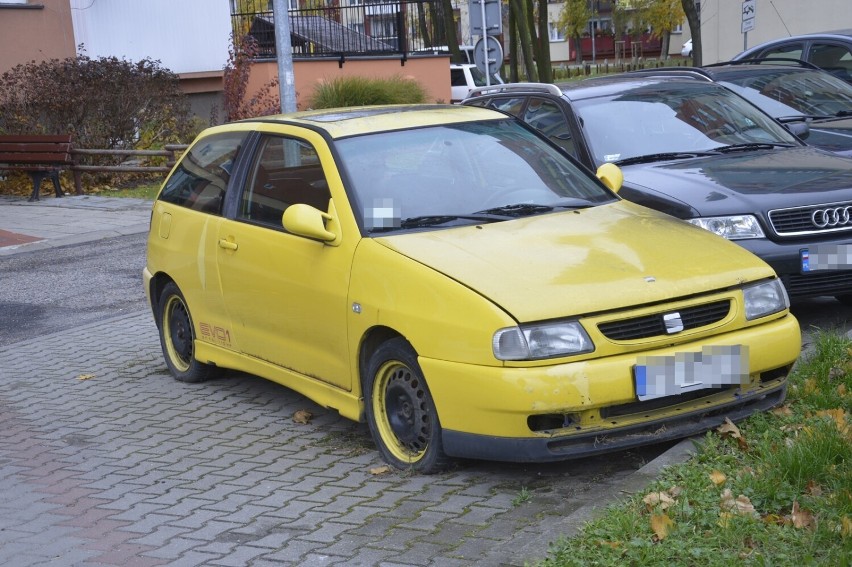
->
[231,1,454,61]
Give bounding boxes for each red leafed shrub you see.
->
[223,34,282,121]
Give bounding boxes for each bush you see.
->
[308,75,428,109]
[0,54,193,151]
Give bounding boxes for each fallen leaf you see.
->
[828,367,845,380]
[76,373,95,381]
[718,418,742,439]
[815,408,848,432]
[804,378,818,395]
[841,516,852,538]
[720,488,757,516]
[292,410,313,424]
[668,485,683,498]
[737,436,750,452]
[838,384,847,397]
[762,513,786,526]
[771,405,793,417]
[643,491,675,510]
[709,470,727,486]
[788,501,815,530]
[650,513,673,540]
[596,540,622,549]
[805,480,823,497]
[369,465,391,475]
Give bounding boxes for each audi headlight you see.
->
[687,215,765,240]
[743,279,789,320]
[493,321,593,360]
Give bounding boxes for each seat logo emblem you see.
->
[812,206,852,228]
[663,312,684,334]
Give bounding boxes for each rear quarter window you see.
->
[159,132,248,215]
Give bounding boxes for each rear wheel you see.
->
[157,282,217,383]
[364,338,450,474]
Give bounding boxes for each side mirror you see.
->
[596,162,624,193]
[785,121,810,140]
[282,203,337,243]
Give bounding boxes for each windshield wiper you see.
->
[399,214,503,228]
[473,203,554,217]
[711,142,794,153]
[613,152,715,166]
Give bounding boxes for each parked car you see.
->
[681,38,693,58]
[464,78,852,302]
[450,63,503,103]
[144,104,800,473]
[649,60,852,157]
[733,29,852,84]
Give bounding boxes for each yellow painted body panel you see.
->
[421,313,800,438]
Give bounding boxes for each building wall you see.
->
[0,0,76,75]
[70,0,232,74]
[699,0,852,63]
[246,57,453,111]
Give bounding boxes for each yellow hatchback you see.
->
[144,105,801,473]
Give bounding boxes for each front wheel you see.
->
[363,338,450,474]
[157,282,217,383]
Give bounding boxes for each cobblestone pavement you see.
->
[0,309,679,567]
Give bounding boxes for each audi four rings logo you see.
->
[812,206,852,228]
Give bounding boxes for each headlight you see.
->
[493,321,593,360]
[687,215,765,239]
[743,279,789,320]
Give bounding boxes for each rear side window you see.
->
[524,98,576,157]
[759,42,804,60]
[159,132,247,215]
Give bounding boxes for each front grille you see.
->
[781,271,852,299]
[769,201,852,236]
[597,300,731,341]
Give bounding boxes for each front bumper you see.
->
[738,237,852,300]
[420,313,800,463]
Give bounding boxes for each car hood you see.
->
[621,146,852,218]
[375,201,773,321]
[806,116,852,157]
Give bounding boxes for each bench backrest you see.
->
[0,134,73,166]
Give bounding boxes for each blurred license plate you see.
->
[801,244,852,272]
[634,345,748,402]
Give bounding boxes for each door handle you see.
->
[218,239,238,251]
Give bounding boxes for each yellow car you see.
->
[144,105,801,473]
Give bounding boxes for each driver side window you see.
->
[239,135,330,229]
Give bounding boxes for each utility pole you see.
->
[272,0,298,113]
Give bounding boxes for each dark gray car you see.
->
[464,77,852,303]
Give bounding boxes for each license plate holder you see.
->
[634,345,748,402]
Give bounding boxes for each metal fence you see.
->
[231,1,454,60]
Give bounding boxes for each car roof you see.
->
[466,75,726,103]
[201,104,505,140]
[738,29,852,55]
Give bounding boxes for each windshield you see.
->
[573,82,799,164]
[718,69,852,119]
[335,119,616,233]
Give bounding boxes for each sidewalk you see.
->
[0,192,698,566]
[0,194,152,256]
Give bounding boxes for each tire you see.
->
[157,282,217,383]
[363,338,450,474]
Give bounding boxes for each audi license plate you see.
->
[633,345,748,402]
[801,244,852,272]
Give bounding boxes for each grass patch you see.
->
[538,331,852,566]
[89,181,161,200]
[309,75,428,109]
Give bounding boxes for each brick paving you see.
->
[0,309,670,566]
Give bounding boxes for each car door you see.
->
[216,130,354,390]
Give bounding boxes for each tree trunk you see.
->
[536,0,552,83]
[439,0,462,63]
[509,0,538,81]
[681,0,701,66]
[573,33,584,64]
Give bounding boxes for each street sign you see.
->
[473,36,503,77]
[469,0,502,37]
[742,0,756,34]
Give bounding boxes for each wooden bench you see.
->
[0,134,73,201]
